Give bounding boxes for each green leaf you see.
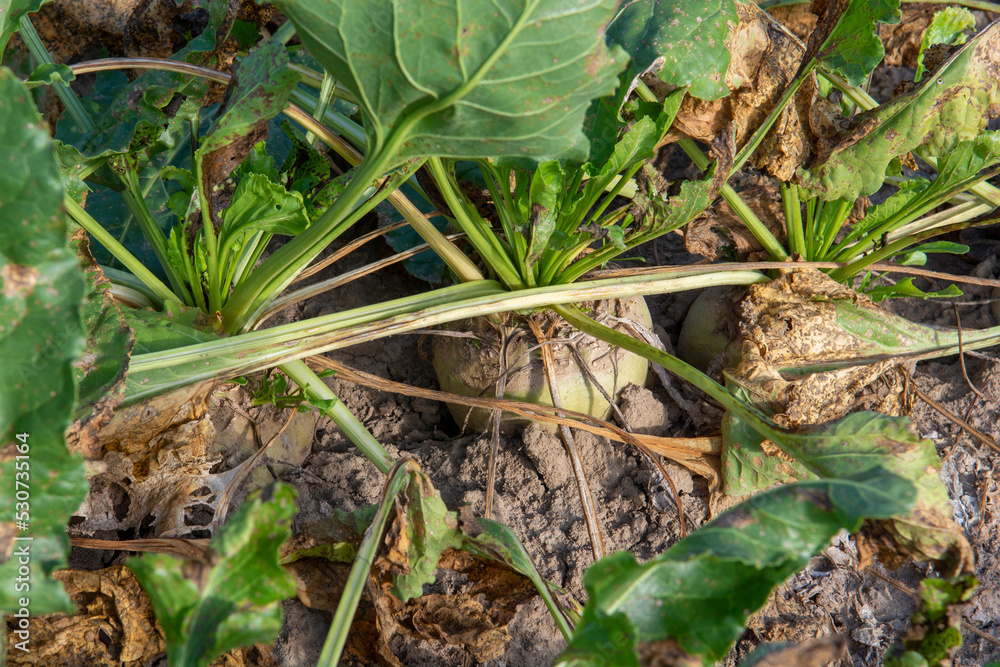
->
[23,61,74,88]
[722,385,811,496]
[128,485,298,667]
[914,6,975,83]
[852,178,931,238]
[0,67,88,615]
[390,470,466,600]
[865,277,962,302]
[606,0,736,101]
[805,0,900,87]
[885,576,976,666]
[0,0,48,54]
[123,301,220,357]
[557,473,914,663]
[274,0,628,163]
[799,23,1000,200]
[220,173,309,247]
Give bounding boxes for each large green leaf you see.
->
[799,22,1000,200]
[0,67,88,615]
[606,0,736,101]
[128,485,298,667]
[556,473,915,665]
[273,0,627,163]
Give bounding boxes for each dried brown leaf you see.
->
[685,184,786,262]
[73,381,231,538]
[661,2,815,180]
[878,4,943,68]
[5,565,165,666]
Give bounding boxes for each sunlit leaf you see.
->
[273,0,628,163]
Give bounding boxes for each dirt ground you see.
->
[181,216,1000,667]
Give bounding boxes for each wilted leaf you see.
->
[272,0,627,163]
[800,22,1000,201]
[556,473,913,664]
[724,270,974,575]
[73,380,223,538]
[664,2,816,180]
[282,475,555,665]
[128,485,297,667]
[0,67,88,616]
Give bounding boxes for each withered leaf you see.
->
[724,270,973,575]
[662,2,815,180]
[5,565,165,666]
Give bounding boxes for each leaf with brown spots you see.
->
[0,67,88,616]
[66,228,134,461]
[194,38,297,225]
[723,270,974,575]
[556,472,913,664]
[799,21,1000,201]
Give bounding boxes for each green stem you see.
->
[118,167,194,304]
[316,462,414,667]
[306,72,337,146]
[271,19,297,45]
[781,182,806,257]
[65,195,179,305]
[427,157,525,289]
[19,15,93,132]
[281,359,394,473]
[221,148,396,333]
[193,155,223,314]
[126,271,769,402]
[830,217,999,282]
[554,304,787,446]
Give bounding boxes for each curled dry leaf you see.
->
[725,270,973,575]
[660,2,816,180]
[685,184,786,261]
[4,565,165,666]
